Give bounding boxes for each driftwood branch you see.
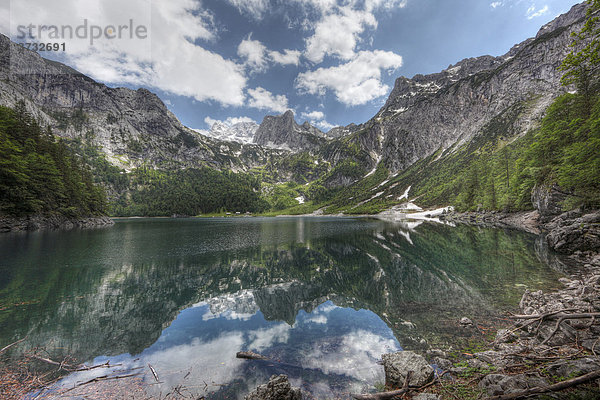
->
[236,351,269,360]
[60,373,143,394]
[0,337,26,354]
[26,354,123,373]
[509,311,600,321]
[486,369,600,400]
[26,355,80,370]
[148,363,160,382]
[73,361,122,372]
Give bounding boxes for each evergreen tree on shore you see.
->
[0,102,107,217]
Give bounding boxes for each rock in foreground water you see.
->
[382,351,434,388]
[244,375,302,400]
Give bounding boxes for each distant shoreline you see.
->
[0,214,114,233]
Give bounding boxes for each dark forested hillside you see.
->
[109,167,269,217]
[0,102,107,218]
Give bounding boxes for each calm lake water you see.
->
[0,217,566,398]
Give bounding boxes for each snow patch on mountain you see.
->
[195,120,259,144]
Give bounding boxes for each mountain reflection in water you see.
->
[0,217,564,398]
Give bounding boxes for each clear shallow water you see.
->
[0,217,565,398]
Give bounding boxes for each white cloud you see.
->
[306,314,328,324]
[296,50,403,105]
[226,0,270,19]
[240,42,301,70]
[527,4,549,19]
[302,329,400,381]
[247,87,290,112]
[304,8,377,63]
[5,0,247,106]
[238,36,269,72]
[301,110,336,130]
[238,36,301,72]
[490,1,503,9]
[299,0,407,63]
[302,110,325,120]
[363,0,408,12]
[269,49,302,66]
[294,0,406,15]
[315,120,336,130]
[247,324,291,351]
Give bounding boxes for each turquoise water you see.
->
[0,217,564,398]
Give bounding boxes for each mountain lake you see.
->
[0,217,569,399]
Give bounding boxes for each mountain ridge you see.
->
[254,110,328,152]
[0,1,594,218]
[348,2,589,174]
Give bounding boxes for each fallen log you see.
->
[148,363,160,382]
[0,337,26,354]
[486,369,600,400]
[236,351,268,360]
[26,355,80,370]
[60,372,143,394]
[509,311,600,321]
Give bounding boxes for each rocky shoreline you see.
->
[244,207,600,399]
[0,214,114,233]
[373,208,600,399]
[441,208,600,259]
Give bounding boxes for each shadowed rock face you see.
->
[0,34,283,172]
[254,110,326,152]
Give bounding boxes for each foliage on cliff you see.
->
[0,103,107,217]
[380,92,600,213]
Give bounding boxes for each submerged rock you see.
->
[382,351,435,388]
[244,375,302,400]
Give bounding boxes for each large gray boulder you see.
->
[545,357,600,380]
[382,351,435,388]
[244,375,302,400]
[545,211,600,254]
[479,373,548,396]
[531,184,569,221]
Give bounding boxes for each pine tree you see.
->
[560,0,600,113]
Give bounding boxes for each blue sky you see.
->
[2,0,583,131]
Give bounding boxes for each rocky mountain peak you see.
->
[536,2,588,39]
[198,120,259,144]
[362,1,592,174]
[253,110,326,152]
[0,33,281,173]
